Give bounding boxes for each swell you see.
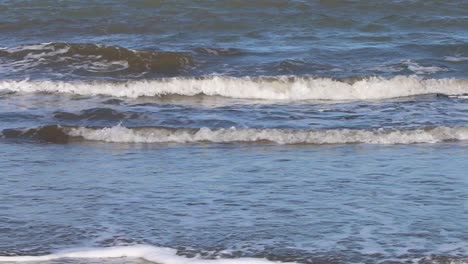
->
[3,125,468,145]
[0,43,193,74]
[1,76,468,101]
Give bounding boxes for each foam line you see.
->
[65,126,468,144]
[4,125,468,145]
[0,245,292,264]
[1,76,467,100]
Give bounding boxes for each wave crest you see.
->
[3,125,468,145]
[53,108,142,121]
[2,125,70,144]
[1,76,467,100]
[1,43,193,74]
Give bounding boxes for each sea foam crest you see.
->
[1,76,467,100]
[66,126,468,145]
[0,245,290,264]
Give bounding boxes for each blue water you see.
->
[1,142,467,263]
[0,1,467,263]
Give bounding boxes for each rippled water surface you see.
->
[0,0,467,79]
[0,1,467,263]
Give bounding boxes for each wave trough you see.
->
[1,76,467,101]
[3,125,468,145]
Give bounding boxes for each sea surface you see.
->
[0,1,467,263]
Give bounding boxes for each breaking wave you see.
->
[1,75,467,101]
[0,43,192,74]
[3,125,468,145]
[0,245,290,264]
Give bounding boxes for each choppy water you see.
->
[0,1,467,264]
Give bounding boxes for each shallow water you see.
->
[0,142,467,263]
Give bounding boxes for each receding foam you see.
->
[1,76,467,101]
[3,125,468,145]
[66,126,468,144]
[0,245,293,264]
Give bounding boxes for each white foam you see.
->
[3,43,54,53]
[403,61,447,75]
[66,126,468,145]
[23,46,70,60]
[0,245,291,264]
[1,76,467,101]
[444,56,468,62]
[85,60,129,72]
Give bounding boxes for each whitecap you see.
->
[402,61,447,75]
[1,76,467,101]
[65,126,468,145]
[444,56,468,62]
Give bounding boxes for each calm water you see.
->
[0,1,467,263]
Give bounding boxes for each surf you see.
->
[3,125,468,145]
[1,76,467,101]
[0,245,293,264]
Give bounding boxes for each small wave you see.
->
[3,125,468,145]
[65,126,468,145]
[0,43,193,74]
[2,125,71,144]
[1,76,467,101]
[53,108,142,121]
[193,47,245,56]
[445,56,468,62]
[402,61,448,75]
[0,245,290,264]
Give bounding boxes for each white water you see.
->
[1,76,467,100]
[66,126,468,144]
[402,61,448,75]
[0,245,291,264]
[445,56,468,62]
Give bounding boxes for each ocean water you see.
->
[0,1,467,263]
